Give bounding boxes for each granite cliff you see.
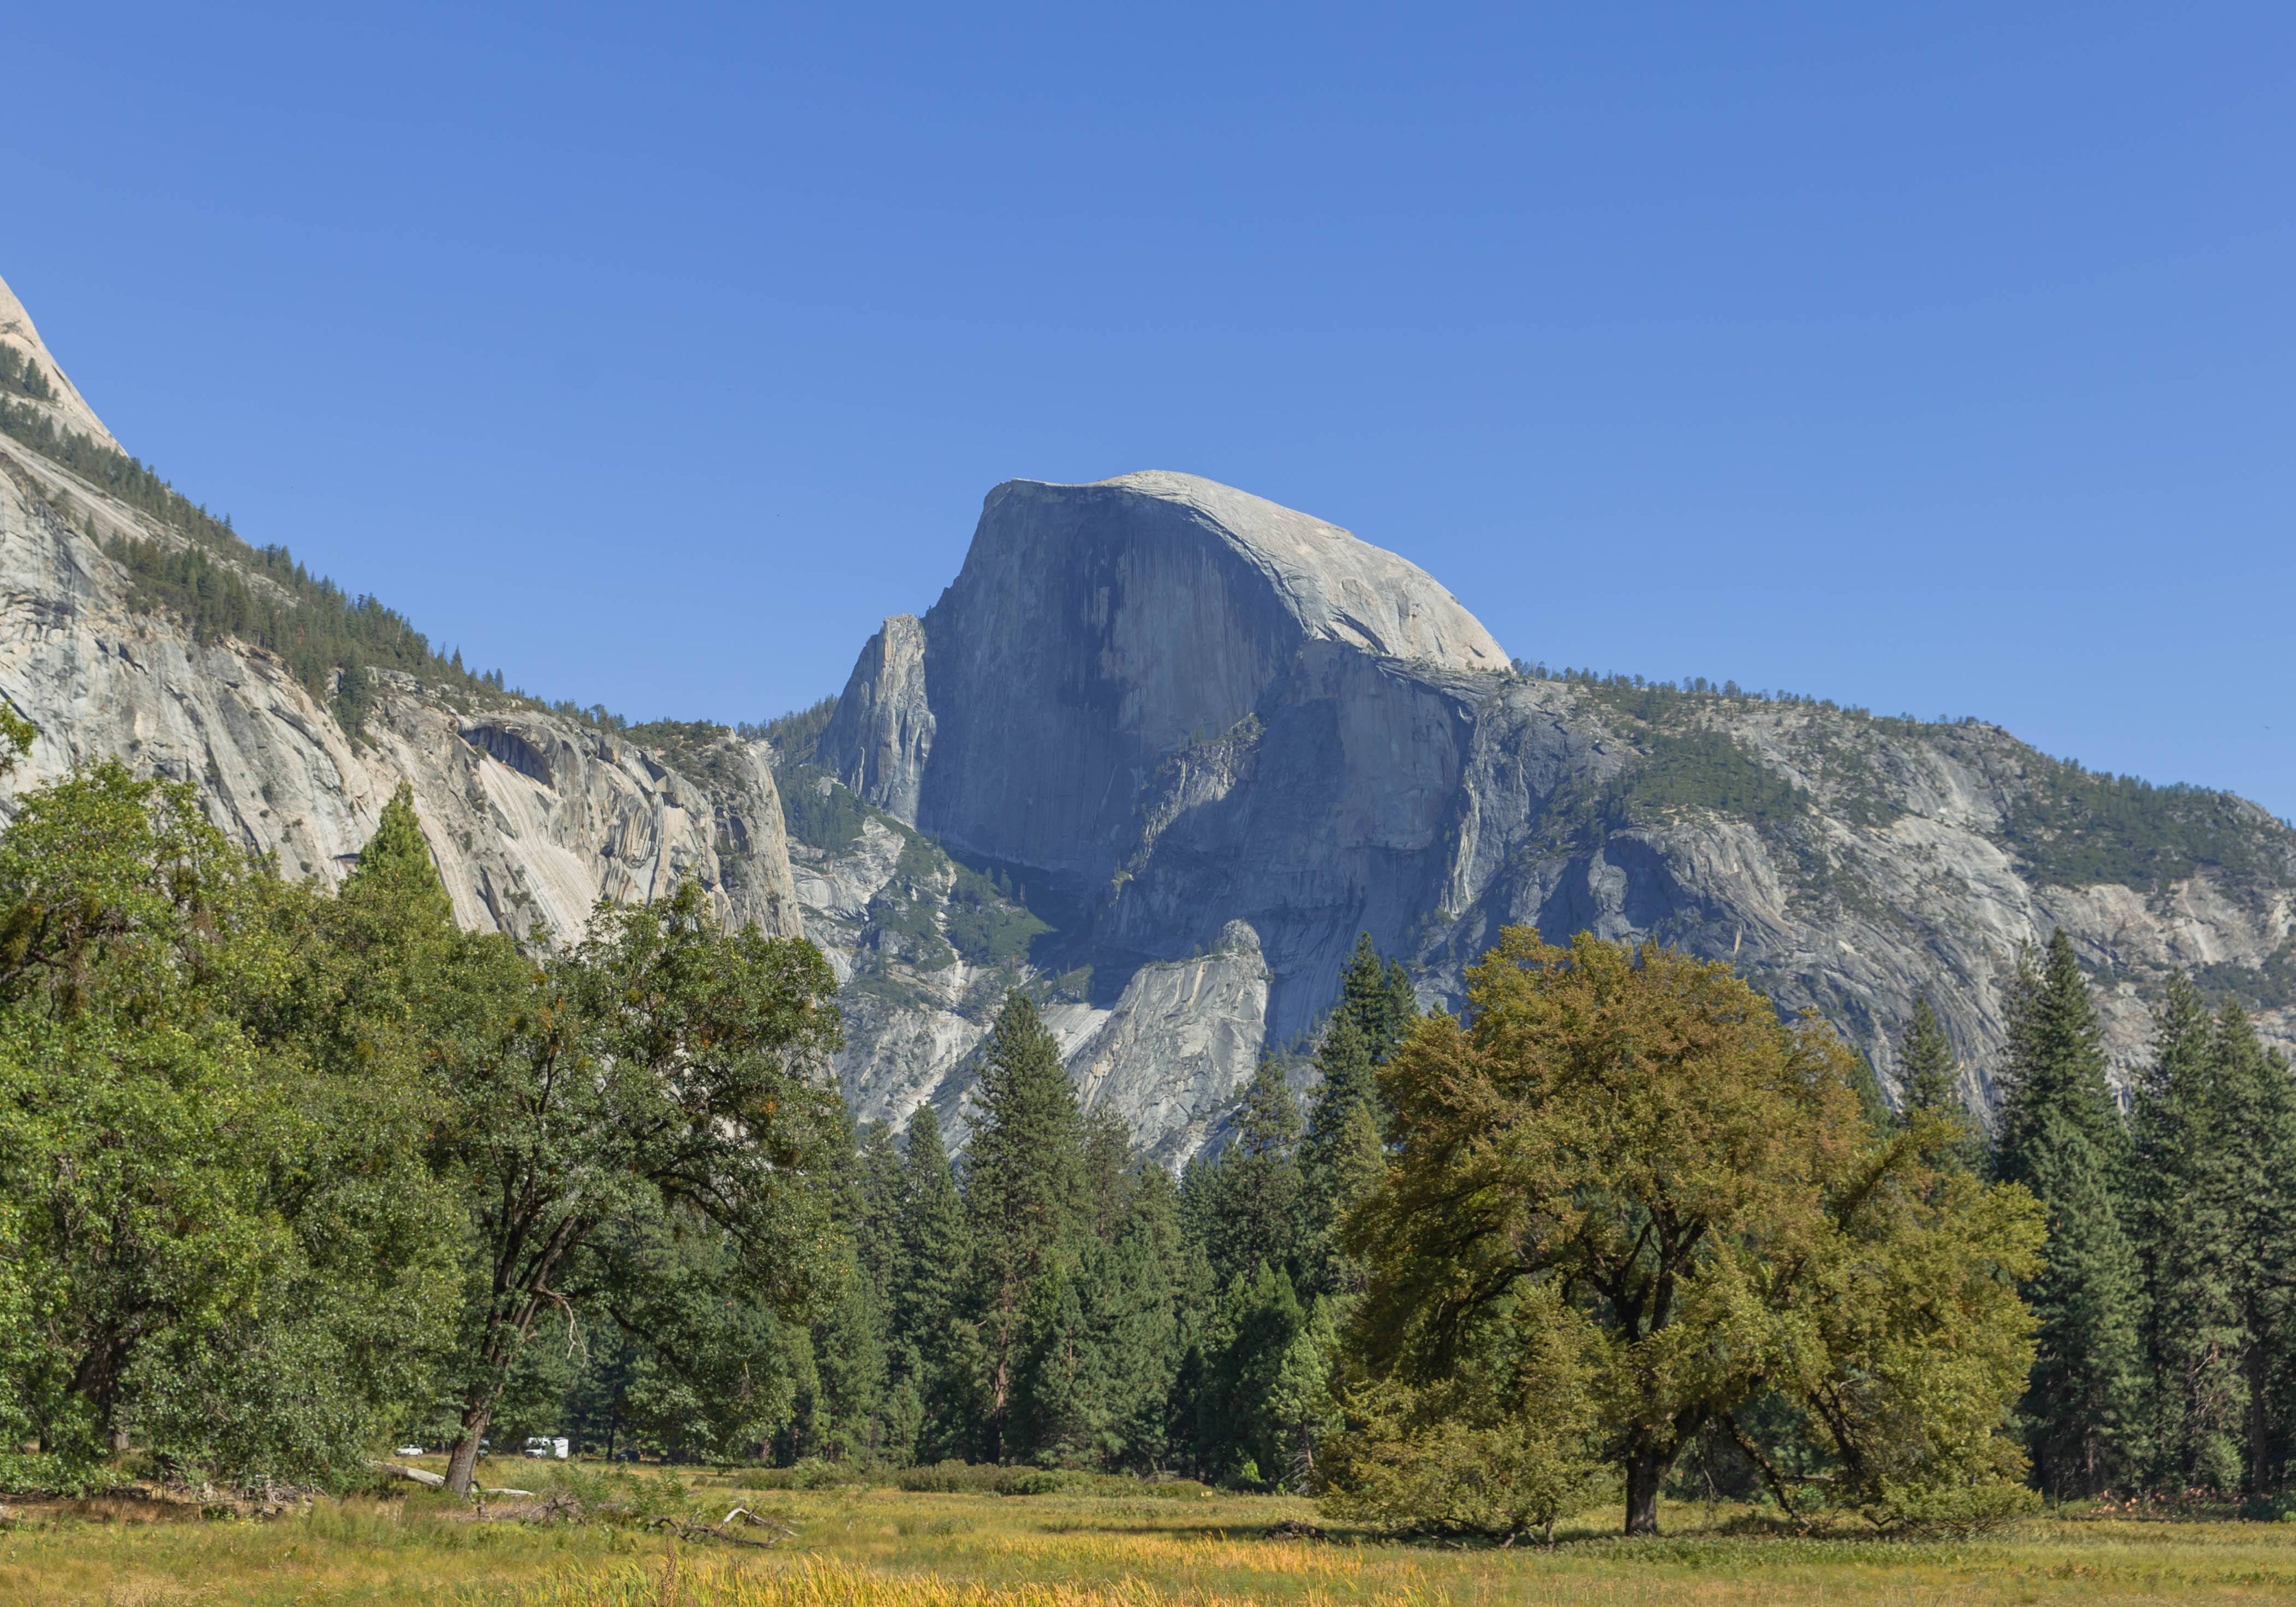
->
[8,268,2293,1166]
[792,471,2296,1158]
[0,272,801,946]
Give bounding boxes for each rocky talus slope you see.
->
[788,471,2296,1154]
[0,273,800,945]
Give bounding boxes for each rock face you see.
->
[10,265,2295,1161]
[796,470,2296,1148]
[0,289,802,945]
[0,273,120,452]
[1062,920,1273,1167]
[821,614,934,821]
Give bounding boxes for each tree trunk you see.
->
[1624,1454,1664,1535]
[445,1398,494,1496]
[2247,1337,2272,1497]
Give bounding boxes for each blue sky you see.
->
[5,4,2292,812]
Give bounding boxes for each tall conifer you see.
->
[1336,932,1418,1065]
[891,1105,973,1461]
[1299,1013,1387,1296]
[1997,931,2127,1177]
[962,991,1086,1457]
[1996,931,2143,1496]
[2129,973,2245,1491]
[1184,1057,1303,1288]
[2211,1005,2296,1494]
[1898,992,1978,1169]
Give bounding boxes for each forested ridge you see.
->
[0,400,669,736]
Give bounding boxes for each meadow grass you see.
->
[7,1471,2296,1606]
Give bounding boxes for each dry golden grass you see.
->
[7,1475,2296,1606]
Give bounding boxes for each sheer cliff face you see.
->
[913,472,1502,882]
[823,471,1515,1040]
[0,401,801,946]
[810,471,2296,1147]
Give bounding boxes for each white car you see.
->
[395,1446,427,1457]
[524,1436,571,1459]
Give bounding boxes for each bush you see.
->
[893,1460,1009,1493]
[0,1451,134,1498]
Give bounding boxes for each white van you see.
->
[523,1436,571,1460]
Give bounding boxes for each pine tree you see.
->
[1188,1263,1309,1488]
[348,783,450,914]
[1336,933,1418,1065]
[891,1105,973,1463]
[2211,1005,2296,1495]
[1079,1106,1137,1246]
[1298,1013,1386,1297]
[962,992,1087,1459]
[2018,1109,2146,1497]
[1995,931,2143,1496]
[1010,1263,1091,1464]
[1998,931,2127,1179]
[1899,992,1978,1169]
[2128,973,2244,1492]
[1085,1199,1185,1469]
[808,1244,891,1464]
[856,1121,906,1304]
[1184,1057,1303,1288]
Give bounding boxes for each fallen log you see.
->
[375,1461,445,1489]
[639,1507,799,1549]
[374,1461,533,1498]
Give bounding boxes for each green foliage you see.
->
[1611,728,1811,825]
[1996,933,2127,1179]
[1540,728,1809,849]
[0,346,55,402]
[758,697,839,765]
[2126,979,2296,1500]
[1183,1058,1304,1290]
[0,765,468,1484]
[2194,943,2296,1014]
[0,1450,132,1497]
[778,765,870,854]
[2129,975,2249,1494]
[1324,1282,1604,1539]
[1898,994,1980,1171]
[945,862,1051,966]
[1994,932,2143,1497]
[1341,931,2042,1536]
[0,703,32,776]
[1292,936,1415,1300]
[962,993,1087,1459]
[1182,1264,1311,1490]
[1335,932,1419,1067]
[1999,759,2292,891]
[431,877,847,1491]
[1847,1047,1895,1134]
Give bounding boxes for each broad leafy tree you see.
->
[1340,930,2042,1536]
[436,878,844,1492]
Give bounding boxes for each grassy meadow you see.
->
[7,1465,2296,1607]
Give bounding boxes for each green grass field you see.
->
[7,1468,2296,1606]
